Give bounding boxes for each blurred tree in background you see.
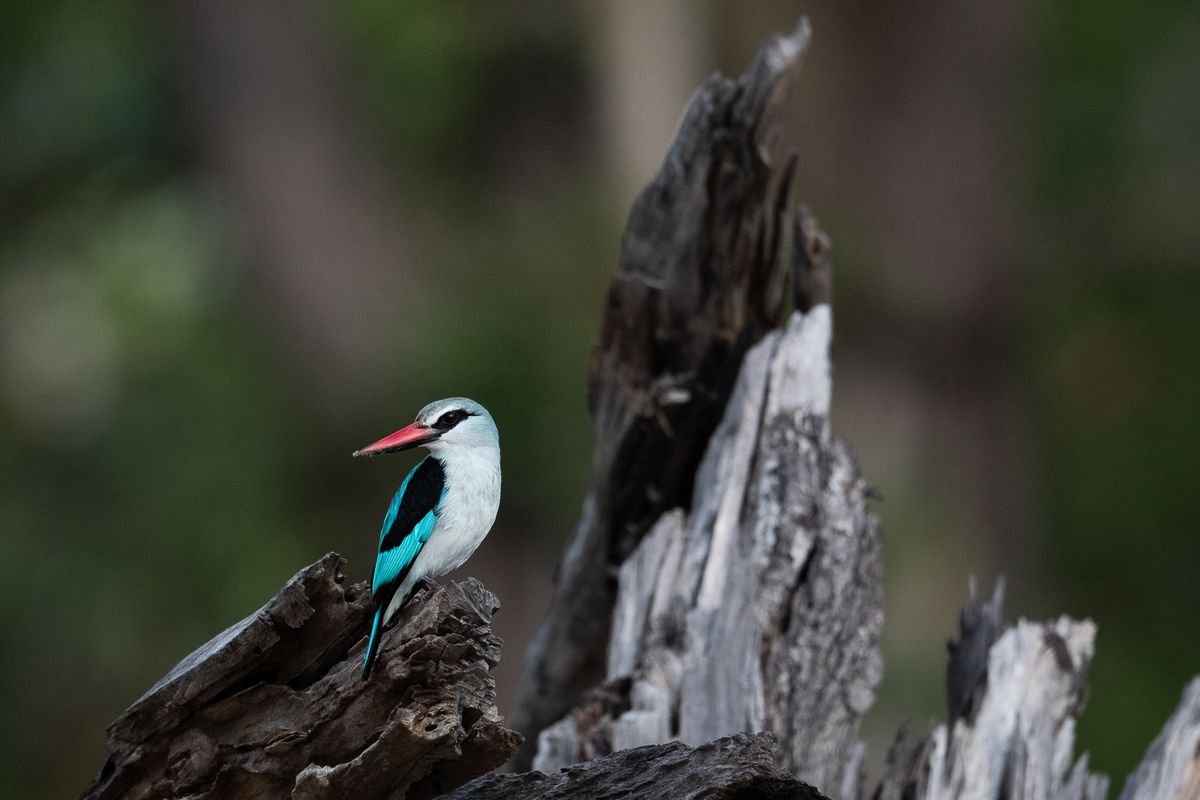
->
[1029,0,1200,769]
[0,2,1196,798]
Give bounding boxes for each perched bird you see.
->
[353,397,501,679]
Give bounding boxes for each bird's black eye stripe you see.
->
[433,409,473,431]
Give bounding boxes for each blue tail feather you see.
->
[361,606,385,680]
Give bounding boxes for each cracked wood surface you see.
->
[82,553,520,800]
[875,582,1108,800]
[511,16,823,772]
[872,582,1200,800]
[532,304,883,800]
[450,733,830,800]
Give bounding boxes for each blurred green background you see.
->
[1,1,1197,797]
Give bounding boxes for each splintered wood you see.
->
[82,554,520,800]
[534,304,884,800]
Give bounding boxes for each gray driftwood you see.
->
[870,582,1200,800]
[532,301,882,800]
[875,582,1110,800]
[511,15,1200,799]
[512,16,883,795]
[450,733,829,800]
[511,16,850,770]
[82,553,520,800]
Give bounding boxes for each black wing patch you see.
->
[380,456,445,552]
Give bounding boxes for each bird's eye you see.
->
[434,409,468,430]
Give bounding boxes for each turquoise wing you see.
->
[372,508,438,594]
[362,455,446,679]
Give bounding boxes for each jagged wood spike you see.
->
[512,16,816,771]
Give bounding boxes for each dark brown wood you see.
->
[82,553,520,800]
[448,733,830,800]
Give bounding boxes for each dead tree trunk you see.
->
[508,17,859,772]
[511,19,883,796]
[528,289,883,800]
[508,14,1200,800]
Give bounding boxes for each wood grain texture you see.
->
[511,17,815,770]
[874,583,1110,800]
[449,733,830,800]
[82,553,520,800]
[531,303,882,799]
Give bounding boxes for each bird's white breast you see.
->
[426,448,501,575]
[384,446,501,623]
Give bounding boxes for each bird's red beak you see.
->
[352,422,436,457]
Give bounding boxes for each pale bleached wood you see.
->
[875,582,1110,800]
[520,20,883,796]
[510,19,815,768]
[922,617,1107,800]
[533,303,883,800]
[1119,677,1200,800]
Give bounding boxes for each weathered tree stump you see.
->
[873,582,1200,800]
[510,18,882,797]
[82,554,520,800]
[509,14,1200,800]
[508,18,878,778]
[530,301,883,800]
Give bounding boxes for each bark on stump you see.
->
[82,554,520,800]
[510,15,1200,800]
[450,733,830,800]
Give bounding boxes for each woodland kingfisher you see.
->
[352,397,501,679]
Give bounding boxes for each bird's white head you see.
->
[352,397,499,459]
